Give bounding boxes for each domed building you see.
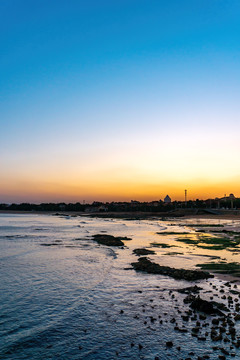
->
[164,195,171,204]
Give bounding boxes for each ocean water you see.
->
[1,213,240,360]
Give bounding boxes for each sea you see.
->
[1,213,240,359]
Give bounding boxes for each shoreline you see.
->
[1,210,240,220]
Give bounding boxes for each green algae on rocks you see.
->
[176,234,240,250]
[163,251,183,256]
[185,224,224,228]
[150,242,177,248]
[176,238,198,244]
[196,262,240,276]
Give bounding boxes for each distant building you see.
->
[164,195,171,204]
[214,193,236,209]
[220,193,235,201]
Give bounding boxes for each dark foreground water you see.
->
[1,214,240,359]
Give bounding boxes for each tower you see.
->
[185,189,187,207]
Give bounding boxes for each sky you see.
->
[1,0,240,203]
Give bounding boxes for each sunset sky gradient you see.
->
[1,0,240,203]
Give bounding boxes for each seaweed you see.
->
[195,245,227,251]
[210,229,240,235]
[176,234,240,251]
[196,262,240,276]
[150,242,177,248]
[163,251,183,256]
[185,224,224,228]
[197,236,234,245]
[176,238,198,244]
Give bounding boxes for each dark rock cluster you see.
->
[133,248,156,256]
[92,234,130,246]
[131,257,214,281]
[189,297,228,315]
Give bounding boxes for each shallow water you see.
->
[1,214,240,359]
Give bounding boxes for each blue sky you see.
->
[1,0,240,202]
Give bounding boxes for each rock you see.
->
[150,316,156,323]
[211,333,223,341]
[189,296,227,315]
[184,294,196,304]
[133,248,156,256]
[166,341,173,347]
[229,326,236,335]
[192,327,200,333]
[177,327,188,333]
[177,285,203,294]
[220,348,229,355]
[131,257,213,281]
[92,234,127,246]
[220,326,226,333]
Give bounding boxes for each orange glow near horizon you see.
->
[1,127,240,203]
[1,172,239,203]
[1,116,240,204]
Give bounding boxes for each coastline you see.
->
[1,210,240,220]
[2,210,240,282]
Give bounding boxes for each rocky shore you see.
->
[131,257,214,281]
